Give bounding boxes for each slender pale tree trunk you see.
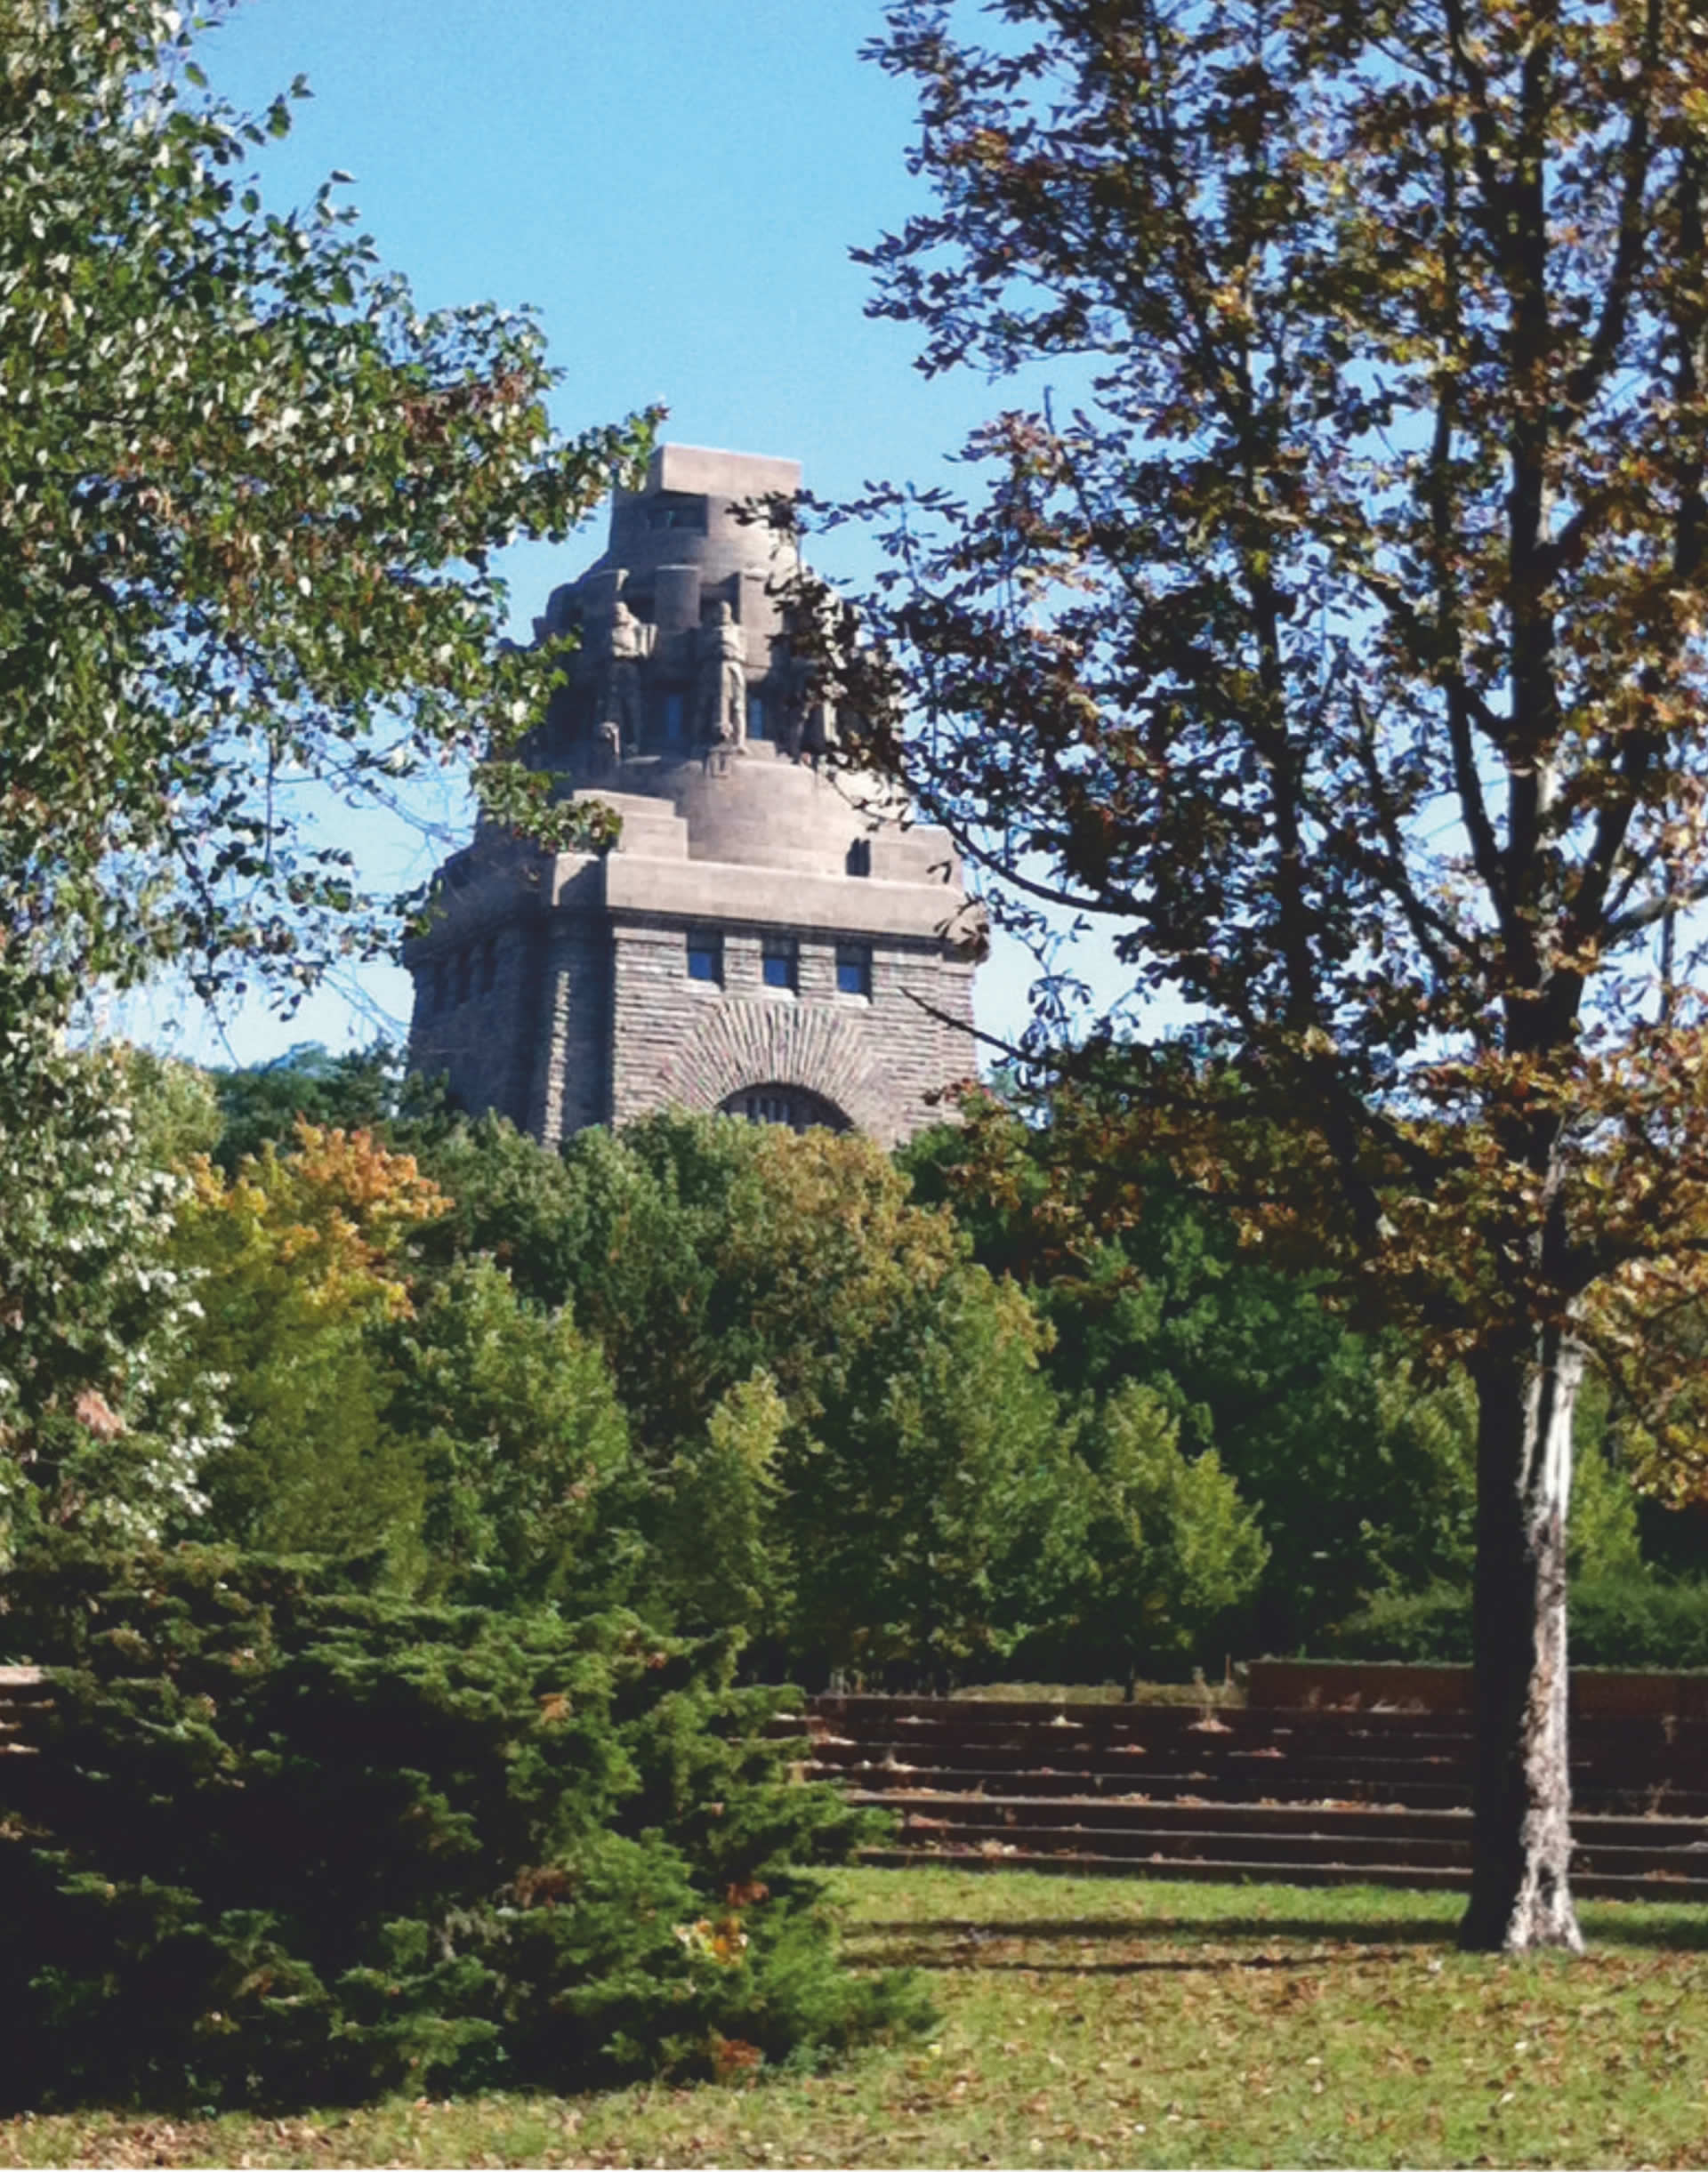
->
[1460,1323,1584,1952]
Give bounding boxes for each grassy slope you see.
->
[4,1867,1705,2168]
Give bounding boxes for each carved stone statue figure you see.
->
[803,683,840,759]
[777,655,815,760]
[599,599,653,754]
[699,601,748,749]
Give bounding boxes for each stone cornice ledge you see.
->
[576,852,976,945]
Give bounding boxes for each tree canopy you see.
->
[0,0,649,1031]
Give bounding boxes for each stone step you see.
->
[810,1736,1481,1772]
[818,1758,1470,1806]
[811,1709,1483,1748]
[810,1695,1708,1755]
[843,1789,1708,1849]
[892,1817,1478,1870]
[859,1803,1708,1878]
[0,1671,52,1799]
[817,1753,1708,1814]
[811,1715,1708,1758]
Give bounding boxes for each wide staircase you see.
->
[803,1680,1708,1901]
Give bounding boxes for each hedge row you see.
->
[1333,1574,1708,1670]
[0,1542,928,2112]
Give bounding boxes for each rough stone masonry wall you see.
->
[406,883,978,1149]
[407,919,543,1131]
[526,913,613,1145]
[606,919,978,1147]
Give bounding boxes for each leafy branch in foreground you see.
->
[0,0,654,1026]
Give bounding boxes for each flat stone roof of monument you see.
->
[647,444,802,500]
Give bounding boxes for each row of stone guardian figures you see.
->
[593,597,839,765]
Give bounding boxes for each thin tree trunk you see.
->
[1460,1326,1584,1953]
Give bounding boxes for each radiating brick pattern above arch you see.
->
[650,999,894,1140]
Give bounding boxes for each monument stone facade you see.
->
[404,445,983,1146]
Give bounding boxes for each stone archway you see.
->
[718,1082,850,1134]
[648,998,898,1140]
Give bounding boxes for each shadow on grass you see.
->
[844,1912,1446,1967]
[855,1944,1430,1974]
[1579,1905,1708,1951]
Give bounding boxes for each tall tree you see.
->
[816,0,1708,1950]
[0,0,649,1030]
[0,1034,228,1563]
[0,0,646,1549]
[167,1120,451,1561]
[1068,1380,1269,1694]
[907,1111,1484,1646]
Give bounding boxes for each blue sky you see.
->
[117,0,1099,1069]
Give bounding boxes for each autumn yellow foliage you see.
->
[184,1120,449,1324]
[168,1122,451,1559]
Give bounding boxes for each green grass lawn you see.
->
[4,1867,1707,2168]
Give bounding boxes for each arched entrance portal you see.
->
[720,1082,850,1134]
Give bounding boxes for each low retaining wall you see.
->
[1248,1658,1708,1719]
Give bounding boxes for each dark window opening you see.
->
[761,936,797,993]
[479,937,498,994]
[721,1083,850,1134]
[836,943,873,999]
[661,689,686,744]
[746,691,767,742]
[454,948,472,1006]
[845,837,872,878]
[431,961,447,1015]
[687,929,723,985]
[646,494,708,534]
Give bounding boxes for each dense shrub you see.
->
[1333,1575,1708,1670]
[1327,1582,1473,1663]
[0,1542,927,2112]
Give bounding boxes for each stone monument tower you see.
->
[404,444,982,1146]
